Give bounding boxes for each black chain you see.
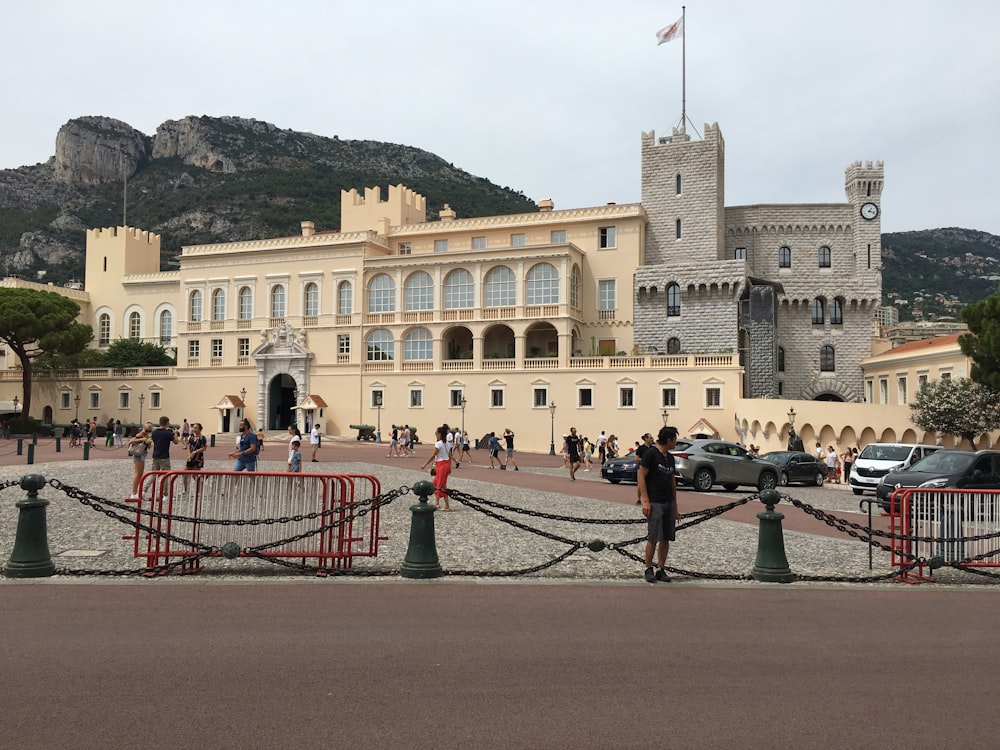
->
[444,546,583,577]
[0,478,23,492]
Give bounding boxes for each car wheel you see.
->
[693,468,714,491]
[722,483,739,492]
[852,488,864,496]
[813,472,824,486]
[779,472,789,487]
[757,472,778,490]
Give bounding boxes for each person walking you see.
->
[150,416,179,471]
[459,431,473,463]
[126,422,153,500]
[387,425,400,457]
[502,428,519,471]
[229,418,259,471]
[185,423,207,471]
[566,426,582,481]
[181,419,191,448]
[488,432,502,468]
[287,439,302,473]
[596,431,607,465]
[638,425,680,583]
[634,432,654,505]
[310,422,321,462]
[105,418,116,447]
[422,425,458,510]
[113,419,124,446]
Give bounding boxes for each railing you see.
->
[402,361,433,372]
[402,311,433,323]
[365,313,397,325]
[364,361,394,373]
[237,356,250,366]
[442,360,474,371]
[598,309,616,321]
[482,358,516,371]
[524,358,558,370]
[482,306,515,320]
[336,353,351,364]
[187,321,202,332]
[210,357,223,367]
[210,321,224,331]
[442,309,475,321]
[237,319,253,330]
[269,317,285,327]
[187,358,199,367]
[335,314,353,326]
[303,315,318,327]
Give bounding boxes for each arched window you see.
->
[368,274,395,313]
[98,313,111,346]
[129,311,142,340]
[820,345,836,372]
[190,290,203,321]
[404,271,434,311]
[238,287,253,320]
[337,281,353,315]
[675,219,682,239]
[212,289,225,321]
[777,346,785,372]
[404,327,433,360]
[778,246,792,268]
[667,283,681,316]
[818,245,831,268]
[270,285,286,318]
[676,173,682,194]
[484,266,516,307]
[366,329,394,361]
[831,298,844,325]
[444,269,474,309]
[159,310,172,344]
[304,282,319,317]
[525,262,558,305]
[666,337,681,354]
[570,264,581,309]
[811,298,825,325]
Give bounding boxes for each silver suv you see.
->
[673,439,779,492]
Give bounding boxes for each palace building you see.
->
[9,122,890,452]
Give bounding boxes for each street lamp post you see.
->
[460,396,467,438]
[548,401,556,456]
[374,392,383,443]
[74,393,80,421]
[138,393,145,424]
[12,396,18,420]
[240,388,247,423]
[787,407,796,428]
[661,406,669,426]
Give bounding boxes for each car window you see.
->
[859,445,913,461]
[911,452,974,473]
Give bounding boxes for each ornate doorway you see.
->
[268,373,298,430]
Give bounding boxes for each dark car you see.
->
[876,449,1000,512]
[601,440,692,484]
[673,439,779,492]
[759,451,827,487]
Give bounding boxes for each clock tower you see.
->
[845,160,884,281]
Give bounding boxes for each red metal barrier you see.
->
[125,470,384,573]
[889,488,1000,583]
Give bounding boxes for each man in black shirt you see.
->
[634,432,654,505]
[638,425,679,583]
[565,426,582,481]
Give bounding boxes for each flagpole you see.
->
[681,5,686,131]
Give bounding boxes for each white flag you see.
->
[656,16,683,45]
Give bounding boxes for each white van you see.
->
[849,443,940,496]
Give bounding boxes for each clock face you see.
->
[860,202,879,220]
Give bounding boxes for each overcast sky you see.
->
[3,0,999,235]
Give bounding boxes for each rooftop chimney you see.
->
[439,204,456,222]
[538,198,554,212]
[301,221,315,237]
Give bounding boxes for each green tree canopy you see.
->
[0,288,93,417]
[960,287,1000,389]
[909,377,1000,446]
[102,338,175,368]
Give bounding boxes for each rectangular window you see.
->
[865,379,874,404]
[734,247,747,260]
[578,388,593,408]
[662,387,677,408]
[675,219,682,239]
[119,391,130,409]
[511,233,526,248]
[89,391,100,410]
[434,239,448,253]
[598,226,616,249]
[212,338,223,358]
[338,334,351,355]
[238,337,250,357]
[598,280,616,317]
[371,390,384,408]
[491,388,505,408]
[705,387,721,408]
[879,378,888,404]
[940,371,952,381]
[897,377,907,405]
[188,340,200,358]
[777,381,784,396]
[917,373,928,389]
[151,391,161,409]
[398,242,411,255]
[551,230,566,244]
[60,392,71,409]
[533,387,548,407]
[410,389,422,408]
[619,387,634,408]
[471,236,486,250]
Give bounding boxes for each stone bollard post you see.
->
[27,444,34,465]
[55,437,61,453]
[400,479,443,579]
[83,443,90,461]
[751,488,795,583]
[3,474,55,578]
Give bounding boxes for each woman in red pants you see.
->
[422,424,458,510]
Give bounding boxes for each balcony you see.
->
[237,319,253,330]
[210,320,225,331]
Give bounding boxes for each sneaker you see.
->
[500,465,506,470]
[514,467,519,471]
[655,568,671,583]
[644,567,656,583]
[128,493,138,500]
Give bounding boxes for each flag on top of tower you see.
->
[656,16,684,45]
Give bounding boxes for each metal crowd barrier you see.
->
[127,470,384,573]
[889,488,1000,582]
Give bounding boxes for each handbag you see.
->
[128,441,147,457]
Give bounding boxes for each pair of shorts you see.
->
[646,502,677,543]
[151,458,171,471]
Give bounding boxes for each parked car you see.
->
[759,451,827,486]
[601,440,692,484]
[849,443,939,496]
[672,439,779,492]
[876,450,1000,512]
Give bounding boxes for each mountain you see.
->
[0,115,537,281]
[0,115,997,322]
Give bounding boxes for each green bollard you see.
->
[3,474,55,578]
[27,444,34,465]
[752,488,795,583]
[210,434,216,448]
[83,442,90,461]
[16,438,22,456]
[55,437,61,453]
[400,479,443,579]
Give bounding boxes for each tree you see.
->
[102,338,175,368]
[0,288,93,418]
[909,378,1000,446]
[960,286,1000,389]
